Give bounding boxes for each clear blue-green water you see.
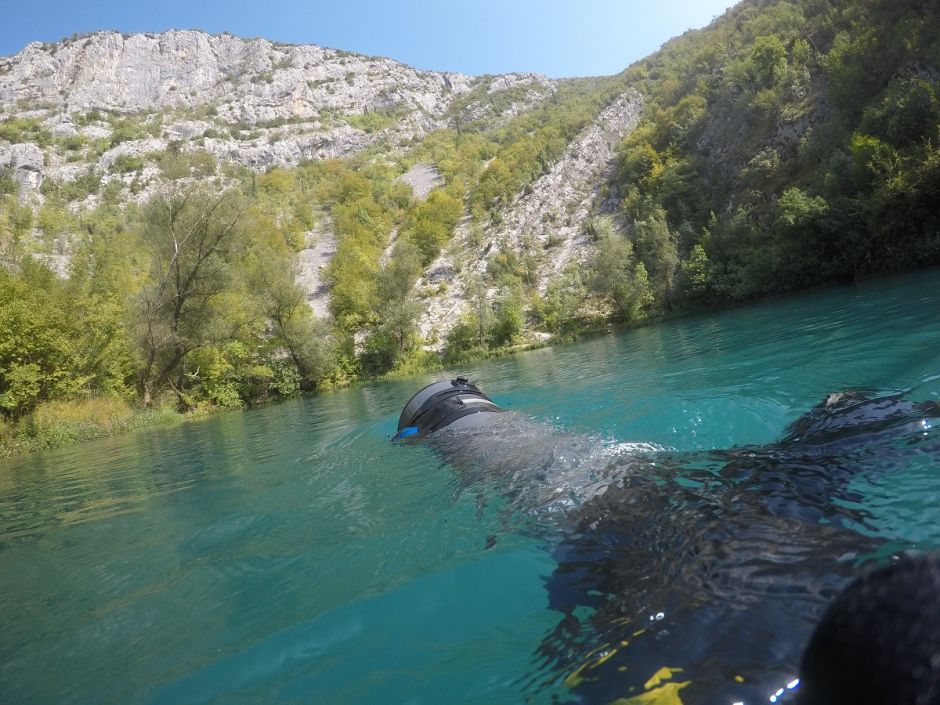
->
[2,269,940,705]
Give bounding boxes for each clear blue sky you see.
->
[1,0,737,78]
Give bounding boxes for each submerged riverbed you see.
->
[2,269,940,704]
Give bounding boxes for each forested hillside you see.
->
[0,41,631,451]
[614,0,940,305]
[1,0,938,454]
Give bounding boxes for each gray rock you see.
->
[46,163,88,183]
[50,118,77,137]
[398,163,443,201]
[0,142,45,194]
[295,218,338,319]
[79,124,111,140]
[417,89,645,346]
[486,72,551,94]
[0,31,474,123]
[0,31,576,177]
[165,121,211,140]
[98,138,166,170]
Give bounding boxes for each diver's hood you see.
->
[396,377,501,440]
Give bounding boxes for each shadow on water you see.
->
[0,269,939,704]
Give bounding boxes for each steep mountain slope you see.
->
[0,28,639,422]
[417,89,644,345]
[2,0,938,439]
[0,30,633,326]
[0,30,555,198]
[0,31,466,117]
[609,0,940,305]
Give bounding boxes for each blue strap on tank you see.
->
[397,426,419,440]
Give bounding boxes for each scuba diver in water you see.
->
[395,378,940,705]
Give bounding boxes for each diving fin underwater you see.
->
[395,379,940,705]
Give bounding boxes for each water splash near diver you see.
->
[399,381,940,704]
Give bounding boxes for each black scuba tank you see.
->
[395,377,501,440]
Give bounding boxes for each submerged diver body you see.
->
[395,379,940,704]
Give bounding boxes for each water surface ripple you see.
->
[2,269,940,704]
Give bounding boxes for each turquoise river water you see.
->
[2,269,940,704]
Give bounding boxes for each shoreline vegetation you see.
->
[0,312,605,459]
[2,0,939,458]
[0,271,897,459]
[0,298,638,459]
[0,263,895,459]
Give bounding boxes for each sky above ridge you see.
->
[1,0,738,78]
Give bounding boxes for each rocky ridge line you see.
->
[0,31,640,347]
[0,30,557,201]
[416,89,645,347]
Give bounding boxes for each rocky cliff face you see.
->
[417,90,644,346]
[1,31,469,119]
[0,31,558,199]
[1,30,641,349]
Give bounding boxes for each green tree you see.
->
[252,247,335,388]
[680,244,712,297]
[489,288,523,346]
[471,158,514,217]
[777,187,829,228]
[132,187,248,406]
[0,261,132,418]
[402,188,464,264]
[848,133,899,190]
[589,230,653,322]
[749,35,788,89]
[0,190,33,265]
[159,146,217,180]
[362,241,424,374]
[533,263,588,333]
[633,207,679,301]
[861,77,940,148]
[443,314,487,364]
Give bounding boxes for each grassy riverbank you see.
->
[0,396,192,458]
[0,317,627,459]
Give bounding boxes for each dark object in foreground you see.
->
[798,554,940,705]
[395,377,501,440]
[395,380,940,703]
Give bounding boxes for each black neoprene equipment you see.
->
[394,380,940,703]
[396,377,501,437]
[797,553,940,705]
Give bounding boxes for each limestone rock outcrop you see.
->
[0,143,44,195]
[416,89,645,346]
[0,30,641,342]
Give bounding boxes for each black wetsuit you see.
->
[417,390,940,704]
[538,392,940,704]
